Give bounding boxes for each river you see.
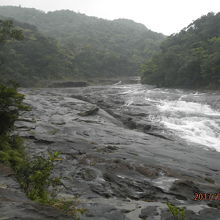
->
[17,84,220,220]
[112,84,220,151]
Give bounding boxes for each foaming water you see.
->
[161,116,220,150]
[121,85,220,151]
[158,100,220,116]
[158,99,220,151]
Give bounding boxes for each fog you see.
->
[0,0,220,35]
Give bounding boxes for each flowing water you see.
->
[114,84,220,151]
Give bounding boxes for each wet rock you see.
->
[103,173,141,199]
[113,100,125,105]
[0,178,74,220]
[123,117,137,129]
[204,177,215,184]
[18,86,220,220]
[161,207,220,220]
[126,112,148,117]
[199,208,220,219]
[0,164,19,190]
[17,118,36,123]
[78,107,99,116]
[139,206,158,219]
[0,164,15,176]
[135,103,151,106]
[142,124,152,131]
[102,173,161,200]
[25,135,55,145]
[15,122,36,131]
[170,180,200,200]
[161,208,182,220]
[208,200,220,209]
[90,184,112,198]
[81,203,129,220]
[51,118,66,125]
[49,81,87,87]
[98,145,119,153]
[146,132,172,140]
[135,166,158,178]
[34,139,55,145]
[108,159,134,171]
[75,168,97,181]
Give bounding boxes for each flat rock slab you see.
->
[0,187,74,220]
[14,86,220,220]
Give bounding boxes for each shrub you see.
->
[0,84,84,217]
[16,152,61,202]
[166,202,186,220]
[0,84,29,135]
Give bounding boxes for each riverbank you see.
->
[3,85,220,220]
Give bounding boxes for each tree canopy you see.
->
[0,19,23,42]
[0,20,27,134]
[0,6,164,85]
[0,18,72,86]
[141,12,220,89]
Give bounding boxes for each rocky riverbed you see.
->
[1,84,220,220]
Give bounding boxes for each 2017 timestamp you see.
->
[194,192,220,201]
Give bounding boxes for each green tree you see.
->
[0,85,28,134]
[0,19,23,43]
[0,20,26,134]
[0,6,165,81]
[141,12,220,89]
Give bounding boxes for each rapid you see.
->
[117,84,220,151]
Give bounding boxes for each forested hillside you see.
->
[0,6,165,83]
[0,17,72,86]
[141,12,220,89]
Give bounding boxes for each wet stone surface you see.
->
[3,85,219,219]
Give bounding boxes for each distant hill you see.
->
[141,12,220,89]
[0,6,165,81]
[0,17,72,86]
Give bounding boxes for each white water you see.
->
[158,99,220,151]
[121,85,220,152]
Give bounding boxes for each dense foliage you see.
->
[0,19,23,42]
[0,6,164,84]
[141,12,220,89]
[0,18,73,86]
[0,85,28,172]
[0,85,28,134]
[0,20,26,133]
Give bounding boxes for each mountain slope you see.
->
[141,12,220,89]
[0,6,165,78]
[0,17,72,86]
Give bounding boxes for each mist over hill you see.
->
[0,6,165,86]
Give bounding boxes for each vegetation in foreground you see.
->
[141,12,220,89]
[0,20,85,219]
[167,203,186,220]
[0,78,86,219]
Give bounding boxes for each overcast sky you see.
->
[0,0,219,35]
